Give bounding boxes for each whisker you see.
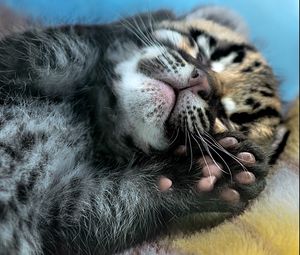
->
[202,131,248,172]
[190,133,211,178]
[134,16,155,48]
[194,127,233,180]
[135,14,169,64]
[197,132,224,172]
[186,128,193,172]
[120,19,150,48]
[184,119,188,153]
[204,131,250,167]
[168,127,180,146]
[121,14,173,72]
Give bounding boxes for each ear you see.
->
[181,5,249,39]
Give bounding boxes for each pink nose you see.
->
[186,69,211,99]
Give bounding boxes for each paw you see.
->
[211,132,268,205]
[159,132,268,212]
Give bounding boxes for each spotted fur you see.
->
[0,6,282,255]
[157,14,281,149]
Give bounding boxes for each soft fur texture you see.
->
[0,5,292,255]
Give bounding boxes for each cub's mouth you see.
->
[160,69,221,145]
[131,67,222,152]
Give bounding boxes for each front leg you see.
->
[0,27,97,99]
[0,133,267,255]
[29,136,266,255]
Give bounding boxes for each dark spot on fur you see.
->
[233,51,245,63]
[170,51,183,64]
[230,107,280,124]
[241,66,253,72]
[254,61,261,67]
[20,132,36,150]
[253,102,261,110]
[167,59,174,65]
[209,37,217,48]
[108,92,118,109]
[0,142,21,161]
[245,98,254,105]
[197,109,207,130]
[16,183,28,203]
[264,83,274,90]
[205,109,213,130]
[242,61,262,72]
[245,98,261,109]
[260,90,274,97]
[211,44,255,63]
[190,28,204,39]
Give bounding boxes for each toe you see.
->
[197,176,217,192]
[202,163,223,178]
[218,137,238,149]
[234,171,256,184]
[237,152,256,165]
[197,155,214,167]
[220,188,240,204]
[158,177,173,192]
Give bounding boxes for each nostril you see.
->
[187,68,211,99]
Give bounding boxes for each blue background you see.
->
[1,0,299,102]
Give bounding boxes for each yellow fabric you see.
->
[170,195,298,255]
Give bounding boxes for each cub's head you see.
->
[96,7,281,159]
